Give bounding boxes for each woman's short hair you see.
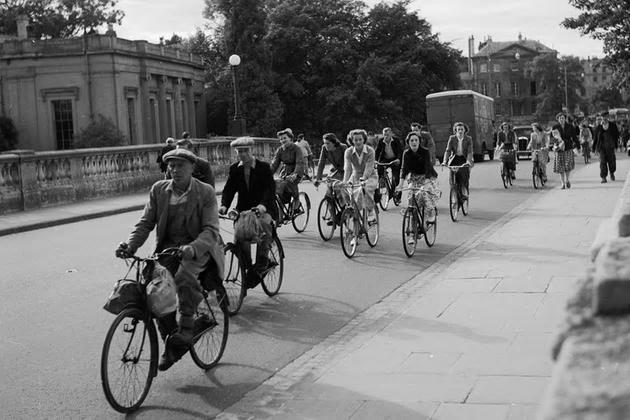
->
[405,131,422,145]
[531,123,542,132]
[322,132,340,146]
[556,112,566,120]
[347,129,367,145]
[276,128,294,139]
[453,122,469,134]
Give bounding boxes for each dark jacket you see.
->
[221,159,278,221]
[552,122,577,150]
[157,144,176,172]
[126,178,224,278]
[166,155,215,187]
[375,138,403,162]
[593,121,619,153]
[400,148,437,180]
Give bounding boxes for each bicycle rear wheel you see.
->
[532,166,541,189]
[340,208,357,258]
[101,307,158,413]
[317,197,335,241]
[402,207,417,257]
[378,177,390,211]
[223,244,245,316]
[262,236,284,296]
[460,186,469,216]
[292,192,311,233]
[423,206,437,247]
[190,290,229,370]
[363,208,379,247]
[449,188,459,222]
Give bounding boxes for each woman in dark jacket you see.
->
[551,112,577,189]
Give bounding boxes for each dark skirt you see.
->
[553,150,575,173]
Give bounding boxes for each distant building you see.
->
[0,20,206,151]
[460,34,556,124]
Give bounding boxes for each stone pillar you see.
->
[158,75,168,140]
[173,77,183,137]
[186,80,195,137]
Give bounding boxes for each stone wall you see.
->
[539,171,630,419]
[0,137,278,214]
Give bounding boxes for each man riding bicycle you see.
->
[270,128,305,217]
[115,148,224,372]
[375,127,403,196]
[220,137,277,291]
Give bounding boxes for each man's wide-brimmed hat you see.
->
[230,136,255,149]
[163,148,197,164]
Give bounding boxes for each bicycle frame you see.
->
[340,183,371,235]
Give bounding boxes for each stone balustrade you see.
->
[0,137,278,214]
[539,171,630,419]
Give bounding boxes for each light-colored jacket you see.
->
[443,135,474,166]
[343,145,378,183]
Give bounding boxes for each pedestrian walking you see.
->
[551,112,577,189]
[157,137,176,173]
[171,138,216,187]
[594,112,619,183]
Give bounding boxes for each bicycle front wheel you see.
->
[101,308,158,413]
[340,208,357,258]
[190,290,229,370]
[378,177,390,211]
[501,166,508,189]
[402,207,417,257]
[460,186,469,216]
[262,235,284,296]
[317,197,335,241]
[449,188,459,222]
[423,206,437,247]
[223,244,245,316]
[363,208,379,247]
[532,166,541,189]
[292,192,311,233]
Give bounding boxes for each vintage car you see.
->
[512,125,533,160]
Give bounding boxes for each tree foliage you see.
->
[73,114,126,148]
[528,54,585,121]
[0,0,124,39]
[0,116,19,152]
[592,86,625,111]
[563,0,630,88]
[201,0,461,138]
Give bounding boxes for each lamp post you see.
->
[564,65,569,113]
[228,54,245,136]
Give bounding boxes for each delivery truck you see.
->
[426,90,495,162]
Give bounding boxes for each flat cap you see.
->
[230,136,255,149]
[163,148,197,164]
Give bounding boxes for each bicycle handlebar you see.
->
[117,246,182,262]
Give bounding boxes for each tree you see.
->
[0,0,124,39]
[73,114,126,148]
[563,0,630,89]
[529,54,585,121]
[592,86,625,112]
[0,116,19,152]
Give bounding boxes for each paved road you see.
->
[0,157,557,418]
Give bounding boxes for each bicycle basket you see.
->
[103,278,144,315]
[144,260,177,317]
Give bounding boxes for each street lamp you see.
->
[228,54,245,136]
[563,65,569,113]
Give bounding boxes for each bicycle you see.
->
[101,248,229,413]
[219,210,285,315]
[531,150,547,190]
[400,185,438,257]
[315,177,345,241]
[499,149,515,189]
[445,164,470,222]
[581,141,591,164]
[274,177,311,232]
[338,181,380,258]
[375,161,402,211]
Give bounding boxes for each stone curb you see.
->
[216,184,547,420]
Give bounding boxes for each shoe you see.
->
[193,314,217,336]
[543,176,547,182]
[158,348,176,372]
[158,335,189,371]
[561,184,566,189]
[567,181,571,188]
[611,174,615,181]
[326,220,334,226]
[601,178,607,183]
[350,237,358,247]
[407,237,415,245]
[427,213,436,223]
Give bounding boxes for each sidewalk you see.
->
[0,181,226,237]
[217,157,630,420]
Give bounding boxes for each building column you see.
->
[173,77,183,136]
[158,75,168,139]
[186,80,196,137]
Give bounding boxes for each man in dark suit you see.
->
[375,126,403,189]
[220,137,277,289]
[169,138,215,187]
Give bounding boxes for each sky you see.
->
[114,0,605,59]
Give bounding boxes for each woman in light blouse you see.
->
[442,122,473,194]
[342,129,378,216]
[527,122,549,181]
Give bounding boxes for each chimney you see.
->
[16,14,29,39]
[468,36,475,75]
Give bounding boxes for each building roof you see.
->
[426,89,493,102]
[474,39,555,58]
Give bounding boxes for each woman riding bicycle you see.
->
[313,132,347,198]
[342,129,378,219]
[442,122,473,198]
[579,121,592,163]
[527,122,549,182]
[496,122,517,179]
[396,131,439,222]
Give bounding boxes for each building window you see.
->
[511,82,519,96]
[495,82,502,97]
[493,63,501,72]
[126,98,136,144]
[602,74,607,81]
[531,101,537,114]
[480,63,488,73]
[52,99,74,150]
[530,81,536,96]
[495,102,502,115]
[593,76,598,83]
[480,82,488,96]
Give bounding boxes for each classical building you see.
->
[0,22,206,151]
[460,34,556,124]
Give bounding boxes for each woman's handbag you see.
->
[234,210,264,243]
